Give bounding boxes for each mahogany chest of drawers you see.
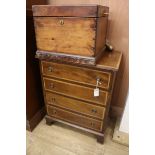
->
[39,51,122,144]
[33,5,109,65]
[32,4,121,144]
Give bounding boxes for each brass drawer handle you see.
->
[48,66,53,72]
[49,83,54,89]
[91,109,97,113]
[59,19,64,25]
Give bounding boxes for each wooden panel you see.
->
[95,17,108,55]
[96,51,122,71]
[41,61,112,90]
[34,17,96,56]
[26,0,46,131]
[43,78,108,105]
[32,5,108,17]
[47,105,103,131]
[45,92,106,119]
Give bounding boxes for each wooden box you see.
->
[32,5,109,65]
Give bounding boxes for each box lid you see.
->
[32,5,109,17]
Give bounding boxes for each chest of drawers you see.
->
[39,51,122,144]
[33,5,109,65]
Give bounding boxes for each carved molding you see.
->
[35,51,97,65]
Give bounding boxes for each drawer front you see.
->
[47,105,103,131]
[46,92,105,119]
[43,78,108,105]
[34,17,95,56]
[41,61,112,90]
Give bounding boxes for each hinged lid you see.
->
[32,5,109,17]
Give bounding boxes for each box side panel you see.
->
[95,17,108,55]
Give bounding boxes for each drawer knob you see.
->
[91,109,97,113]
[90,122,95,127]
[52,110,57,115]
[59,19,64,25]
[51,98,55,102]
[48,66,53,72]
[50,83,54,88]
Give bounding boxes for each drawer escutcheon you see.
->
[59,19,64,25]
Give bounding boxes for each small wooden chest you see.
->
[32,5,109,65]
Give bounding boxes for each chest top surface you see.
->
[96,51,122,71]
[40,50,122,72]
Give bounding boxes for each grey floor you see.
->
[26,118,129,155]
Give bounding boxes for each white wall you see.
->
[119,94,129,133]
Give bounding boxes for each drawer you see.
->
[47,105,103,132]
[41,61,112,90]
[46,92,106,119]
[43,78,108,106]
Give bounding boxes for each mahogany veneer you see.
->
[39,51,122,144]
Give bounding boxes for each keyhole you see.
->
[59,20,64,25]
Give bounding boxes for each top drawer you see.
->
[41,61,112,90]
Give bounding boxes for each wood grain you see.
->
[34,17,96,56]
[43,77,109,106]
[95,17,108,55]
[97,51,122,71]
[32,5,109,17]
[45,92,106,119]
[41,61,112,90]
[33,5,109,59]
[47,105,103,131]
[36,50,97,65]
[107,0,129,109]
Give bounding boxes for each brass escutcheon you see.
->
[59,19,64,25]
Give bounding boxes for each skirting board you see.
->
[112,118,129,146]
[26,106,46,131]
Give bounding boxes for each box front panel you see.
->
[34,17,96,56]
